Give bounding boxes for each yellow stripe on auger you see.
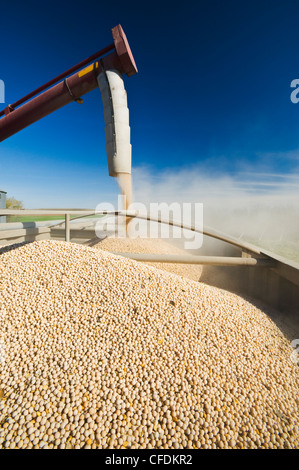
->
[78,64,94,78]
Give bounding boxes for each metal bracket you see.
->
[4,105,15,115]
[64,78,83,104]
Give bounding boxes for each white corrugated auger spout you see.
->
[98,69,132,177]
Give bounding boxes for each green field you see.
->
[7,215,98,223]
[8,216,64,222]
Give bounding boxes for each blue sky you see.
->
[1,0,299,209]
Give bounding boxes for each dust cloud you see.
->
[130,164,299,262]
